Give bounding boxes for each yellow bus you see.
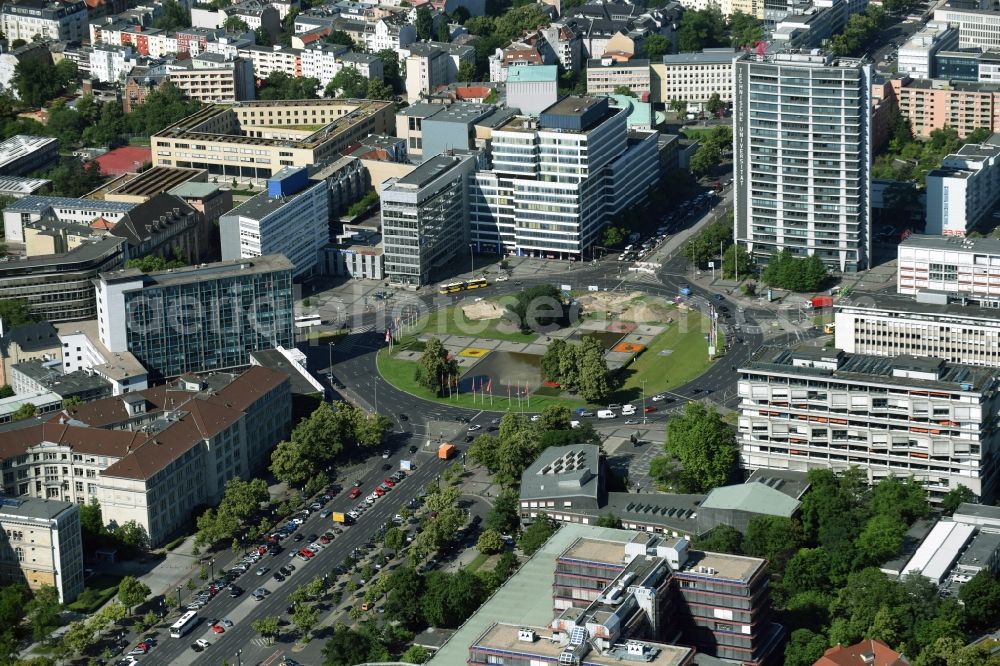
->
[438,282,465,295]
[465,278,488,290]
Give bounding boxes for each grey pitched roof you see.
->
[0,322,59,355]
[700,482,800,517]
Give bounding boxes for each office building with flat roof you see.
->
[381,153,479,286]
[738,346,1000,502]
[734,51,872,272]
[470,96,659,260]
[220,167,329,277]
[652,48,736,109]
[898,21,960,79]
[835,291,1000,367]
[897,234,1000,301]
[10,359,112,403]
[2,195,134,245]
[95,255,295,379]
[0,497,83,603]
[925,135,1000,236]
[586,57,651,98]
[2,367,291,546]
[151,99,393,184]
[933,6,1000,50]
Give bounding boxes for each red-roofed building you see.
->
[815,640,909,666]
[95,146,152,177]
[91,217,115,231]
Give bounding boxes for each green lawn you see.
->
[67,573,123,613]
[378,308,721,412]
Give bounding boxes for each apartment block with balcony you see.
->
[1,0,86,43]
[890,77,1000,140]
[897,234,1000,301]
[165,53,255,103]
[737,346,1000,502]
[734,50,872,273]
[835,292,1000,368]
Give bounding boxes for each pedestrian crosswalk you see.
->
[251,637,270,647]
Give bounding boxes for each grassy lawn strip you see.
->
[465,552,490,573]
[67,573,123,613]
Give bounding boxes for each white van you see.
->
[621,404,636,416]
[597,410,616,419]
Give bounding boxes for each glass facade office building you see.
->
[97,256,295,379]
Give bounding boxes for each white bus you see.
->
[170,611,199,638]
[294,314,322,329]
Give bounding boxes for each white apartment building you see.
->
[897,235,1000,302]
[925,139,1000,237]
[652,48,735,108]
[88,45,139,84]
[300,44,384,89]
[55,320,148,396]
[365,16,416,53]
[470,96,660,260]
[738,347,1000,502]
[933,7,1000,50]
[219,167,329,277]
[835,292,1000,368]
[403,41,474,103]
[733,50,872,273]
[165,53,256,103]
[2,195,134,244]
[237,44,301,79]
[0,498,83,603]
[1,0,86,44]
[898,21,959,80]
[0,368,291,547]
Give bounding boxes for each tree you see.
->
[664,401,737,492]
[705,92,726,117]
[536,404,572,433]
[45,157,105,197]
[507,284,564,333]
[869,475,929,524]
[401,645,430,664]
[959,570,1000,630]
[258,71,319,100]
[595,513,622,528]
[383,567,426,629]
[577,336,610,403]
[421,569,487,628]
[437,16,451,42]
[415,6,434,40]
[366,79,394,101]
[384,527,406,552]
[729,10,763,47]
[11,402,35,421]
[722,244,751,279]
[46,101,85,148]
[540,339,566,384]
[327,30,355,47]
[477,528,504,554]
[117,576,151,614]
[0,298,36,328]
[12,58,75,107]
[601,225,628,247]
[518,513,556,555]
[485,489,520,535]
[784,629,829,666]
[125,254,186,272]
[126,82,201,136]
[612,85,636,98]
[940,485,975,515]
[668,98,688,118]
[325,67,368,98]
[324,624,383,665]
[677,7,726,52]
[251,616,280,645]
[26,585,60,641]
[779,548,832,603]
[743,516,802,575]
[376,49,402,91]
[457,60,477,82]
[682,220,732,267]
[223,15,250,32]
[61,619,97,657]
[690,141,722,177]
[761,248,828,292]
[292,604,319,637]
[642,34,671,59]
[153,0,191,31]
[415,337,458,396]
[695,525,742,554]
[829,5,885,57]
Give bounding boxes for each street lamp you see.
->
[469,243,475,276]
[176,586,182,610]
[641,379,647,424]
[235,649,242,666]
[208,557,216,582]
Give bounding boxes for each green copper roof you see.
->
[700,482,800,517]
[507,64,558,83]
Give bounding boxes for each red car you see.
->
[319,535,331,544]
[299,548,315,558]
[374,487,386,497]
[644,406,657,414]
[383,478,395,488]
[211,624,225,634]
[350,488,361,499]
